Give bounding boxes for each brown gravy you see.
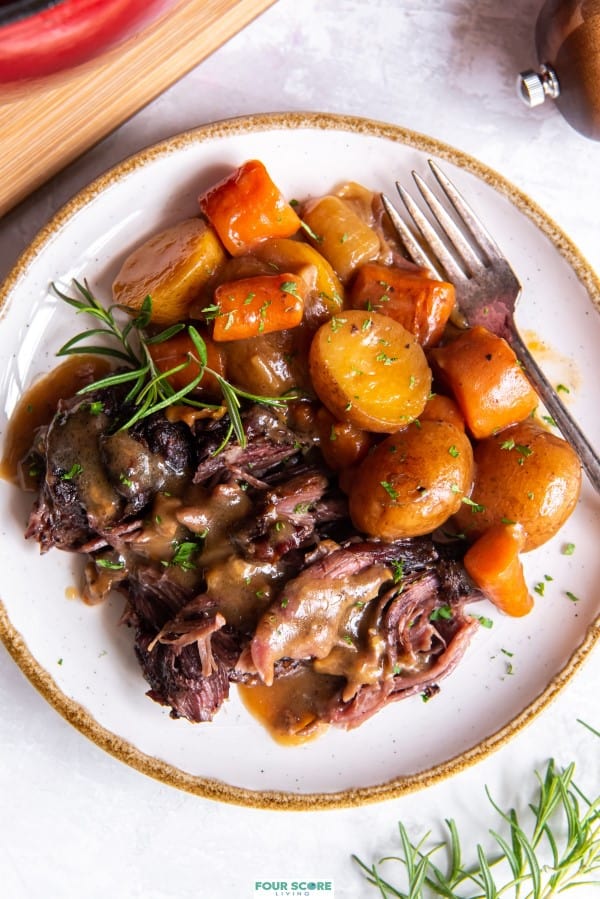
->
[238,667,342,745]
[0,355,111,485]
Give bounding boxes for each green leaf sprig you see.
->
[52,280,298,448]
[353,720,600,898]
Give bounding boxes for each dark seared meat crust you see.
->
[26,393,482,731]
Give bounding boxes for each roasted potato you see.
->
[315,406,373,471]
[453,420,582,550]
[112,218,226,326]
[301,195,380,283]
[222,327,311,397]
[308,310,432,432]
[419,392,466,430]
[348,420,474,539]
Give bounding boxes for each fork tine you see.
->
[412,171,486,276]
[394,183,465,283]
[380,193,441,275]
[427,159,504,262]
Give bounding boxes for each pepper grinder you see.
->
[518,0,600,139]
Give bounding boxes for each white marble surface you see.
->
[1,1,599,896]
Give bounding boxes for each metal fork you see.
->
[381,160,600,495]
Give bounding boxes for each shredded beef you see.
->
[25,392,484,731]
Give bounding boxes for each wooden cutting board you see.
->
[0,0,276,218]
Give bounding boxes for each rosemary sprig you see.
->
[353,722,600,898]
[52,280,298,447]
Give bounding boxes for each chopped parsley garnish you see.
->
[380,481,399,501]
[375,352,397,365]
[390,559,404,585]
[300,220,321,242]
[61,463,82,480]
[96,559,125,571]
[280,281,300,297]
[429,605,453,621]
[329,316,347,332]
[169,541,201,571]
[461,496,486,513]
[500,438,515,450]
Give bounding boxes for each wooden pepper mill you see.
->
[518,0,600,139]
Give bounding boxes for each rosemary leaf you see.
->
[217,376,246,447]
[188,324,208,368]
[129,294,153,329]
[52,279,299,452]
[210,420,235,458]
[119,393,155,430]
[124,369,151,406]
[58,344,135,363]
[78,367,151,392]
[135,370,206,416]
[353,722,600,898]
[144,323,187,345]
[445,819,463,884]
[57,326,128,353]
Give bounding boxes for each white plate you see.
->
[1,112,599,809]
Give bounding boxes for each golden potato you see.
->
[308,310,432,432]
[301,195,380,283]
[348,420,474,539]
[251,237,344,323]
[315,406,373,471]
[112,217,226,326]
[222,327,311,397]
[453,420,582,550]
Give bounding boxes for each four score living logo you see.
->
[253,880,334,897]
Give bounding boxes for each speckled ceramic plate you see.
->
[1,113,599,809]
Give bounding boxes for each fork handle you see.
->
[507,327,600,495]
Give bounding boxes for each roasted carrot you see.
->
[428,325,538,438]
[211,272,306,341]
[198,160,301,256]
[148,328,226,400]
[349,262,455,346]
[463,522,534,617]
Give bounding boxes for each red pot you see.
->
[0,0,180,82]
